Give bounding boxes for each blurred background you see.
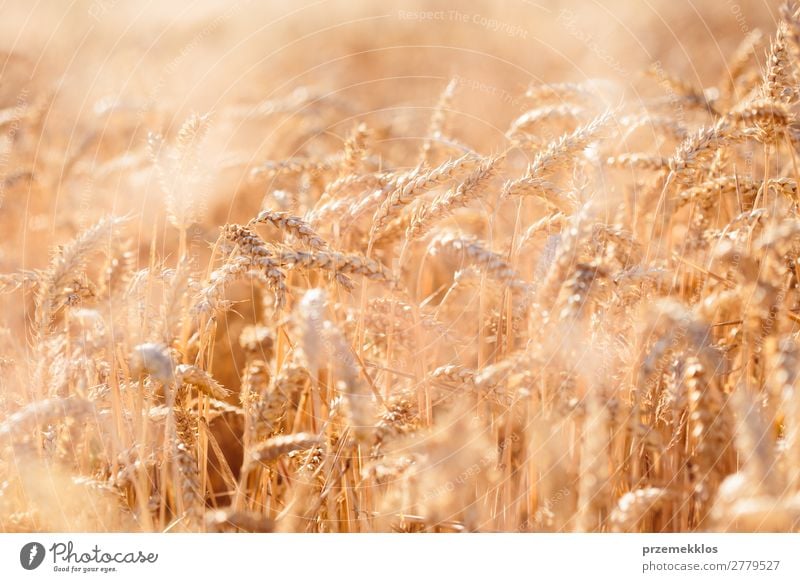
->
[0,0,781,287]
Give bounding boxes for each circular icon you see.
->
[20,542,46,570]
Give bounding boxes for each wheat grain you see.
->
[248,433,323,466]
[175,364,231,400]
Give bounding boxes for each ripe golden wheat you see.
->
[2,0,800,533]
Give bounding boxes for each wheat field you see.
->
[1,0,799,533]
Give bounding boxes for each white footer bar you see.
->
[1,533,797,581]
